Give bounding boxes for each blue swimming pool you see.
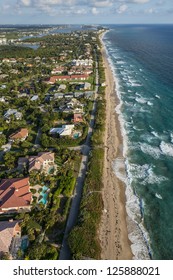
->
[39,186,48,205]
[73,133,79,139]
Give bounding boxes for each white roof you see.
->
[30,95,39,101]
[59,84,66,89]
[50,125,74,136]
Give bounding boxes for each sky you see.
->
[0,0,173,25]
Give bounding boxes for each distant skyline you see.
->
[0,0,173,25]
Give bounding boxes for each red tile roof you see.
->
[46,74,89,84]
[9,128,28,140]
[0,178,32,212]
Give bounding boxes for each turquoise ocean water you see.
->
[103,25,173,260]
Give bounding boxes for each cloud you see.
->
[117,4,128,14]
[131,0,150,3]
[20,0,31,6]
[145,8,155,14]
[15,0,153,12]
[2,4,11,10]
[91,7,100,15]
[5,0,170,18]
[120,0,150,3]
[93,0,113,7]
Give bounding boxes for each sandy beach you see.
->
[99,33,133,260]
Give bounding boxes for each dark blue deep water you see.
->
[103,25,173,259]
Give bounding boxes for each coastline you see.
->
[99,31,133,260]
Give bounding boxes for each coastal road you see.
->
[59,52,99,260]
[59,154,89,259]
[34,127,42,146]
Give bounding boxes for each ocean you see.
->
[103,24,173,260]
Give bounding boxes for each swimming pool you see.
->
[39,186,49,205]
[73,133,79,139]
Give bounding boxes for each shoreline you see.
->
[99,32,133,260]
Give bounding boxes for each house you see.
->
[84,82,91,90]
[54,93,64,99]
[1,143,11,152]
[64,93,74,99]
[29,152,55,174]
[70,74,89,81]
[51,66,66,74]
[0,220,21,259]
[0,38,7,45]
[0,74,8,80]
[0,84,7,89]
[61,108,72,113]
[72,59,93,66]
[0,178,32,214]
[9,128,28,142]
[58,84,66,91]
[50,125,74,137]
[84,91,94,99]
[30,95,39,101]
[73,113,83,123]
[0,97,6,103]
[84,69,93,75]
[9,58,17,64]
[74,107,84,114]
[46,74,89,84]
[4,109,22,121]
[2,58,10,63]
[74,92,84,98]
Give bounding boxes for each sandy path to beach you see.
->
[99,35,133,260]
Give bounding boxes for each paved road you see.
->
[59,154,89,259]
[59,56,99,260]
[34,127,42,146]
[0,151,4,162]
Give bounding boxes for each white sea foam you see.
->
[140,133,156,144]
[125,169,151,259]
[131,83,142,87]
[135,97,147,104]
[147,101,153,106]
[160,141,173,157]
[151,131,169,142]
[127,163,151,181]
[115,103,122,115]
[113,157,127,183]
[133,126,144,131]
[155,94,160,99]
[140,143,161,159]
[170,133,173,143]
[128,221,151,260]
[141,168,168,185]
[155,193,163,199]
[116,60,125,64]
[151,131,160,138]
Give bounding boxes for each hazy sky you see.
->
[0,0,173,25]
